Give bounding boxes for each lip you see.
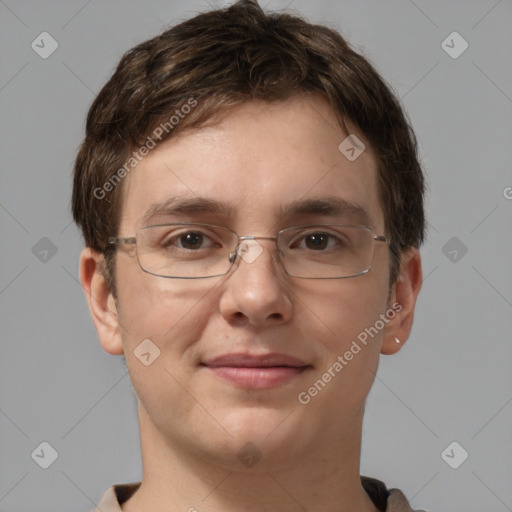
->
[201,353,311,389]
[203,352,308,368]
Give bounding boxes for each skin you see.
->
[80,93,422,512]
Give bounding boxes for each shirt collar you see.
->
[93,477,420,512]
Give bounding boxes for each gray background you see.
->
[1,0,511,511]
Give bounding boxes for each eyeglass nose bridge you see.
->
[238,235,277,241]
[228,234,279,264]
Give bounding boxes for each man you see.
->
[73,1,425,511]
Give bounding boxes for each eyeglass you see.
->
[108,222,389,279]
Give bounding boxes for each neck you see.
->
[121,404,380,512]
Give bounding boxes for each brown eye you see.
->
[178,232,204,250]
[304,233,329,250]
[291,231,342,251]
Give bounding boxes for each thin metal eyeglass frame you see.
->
[107,222,390,280]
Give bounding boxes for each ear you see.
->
[381,248,422,355]
[79,247,124,356]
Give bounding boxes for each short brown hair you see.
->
[72,0,425,298]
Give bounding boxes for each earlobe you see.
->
[79,247,124,356]
[381,248,422,355]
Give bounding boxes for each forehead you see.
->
[118,95,384,234]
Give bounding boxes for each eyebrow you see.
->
[141,195,372,228]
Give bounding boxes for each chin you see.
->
[217,406,309,454]
[203,431,309,474]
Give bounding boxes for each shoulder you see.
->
[361,475,426,512]
[91,482,141,512]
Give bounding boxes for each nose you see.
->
[218,238,293,328]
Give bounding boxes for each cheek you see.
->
[114,262,214,414]
[304,273,389,352]
[294,278,389,421]
[115,254,227,365]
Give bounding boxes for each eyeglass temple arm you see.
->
[108,236,136,245]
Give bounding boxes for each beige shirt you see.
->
[92,476,423,512]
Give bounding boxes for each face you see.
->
[96,94,405,470]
